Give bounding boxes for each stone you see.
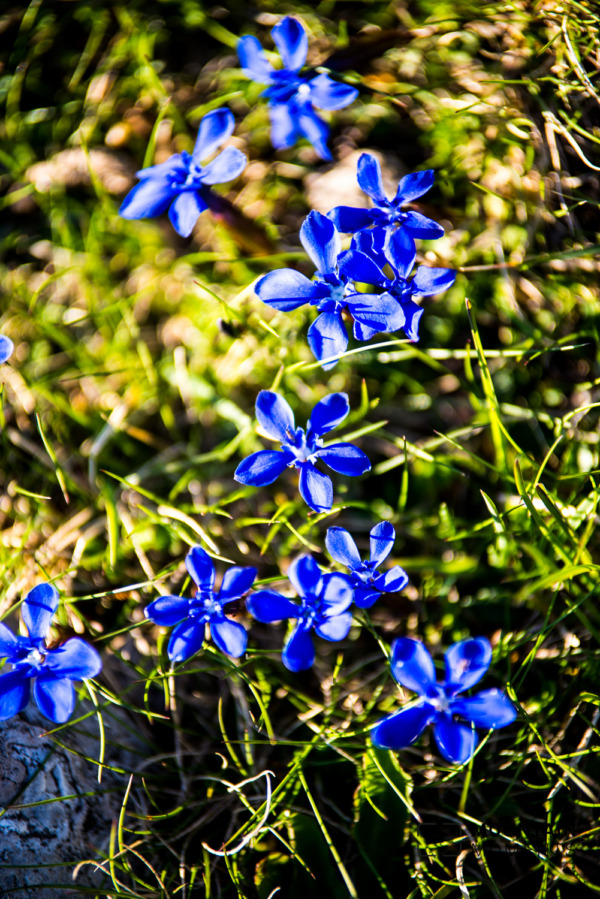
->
[0,703,143,897]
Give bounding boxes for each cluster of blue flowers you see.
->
[0,16,519,767]
[139,539,517,763]
[145,536,404,674]
[257,162,456,368]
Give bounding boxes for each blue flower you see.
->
[238,17,358,160]
[0,583,102,724]
[256,210,406,368]
[372,637,517,764]
[0,335,14,363]
[352,228,456,341]
[326,521,408,608]
[247,555,354,671]
[234,390,371,513]
[145,545,256,663]
[328,153,445,251]
[119,108,247,237]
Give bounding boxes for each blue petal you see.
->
[168,619,205,664]
[352,320,381,342]
[374,566,408,594]
[315,611,352,641]
[370,521,395,565]
[400,299,424,341]
[219,566,257,602]
[210,613,247,658]
[22,583,59,642]
[308,392,349,437]
[134,156,187,181]
[320,573,354,615]
[168,191,208,237]
[256,269,318,311]
[199,146,246,185]
[283,623,315,671]
[237,34,274,83]
[33,673,75,724]
[119,177,177,220]
[357,153,387,204]
[353,586,381,608]
[0,670,30,720]
[0,335,14,363]
[325,527,361,569]
[186,545,215,590]
[0,621,19,657]
[390,638,436,695]
[328,206,374,233]
[307,312,348,370]
[452,689,517,729]
[386,229,416,278]
[145,594,190,627]
[433,716,478,764]
[271,17,308,71]
[268,103,299,149]
[255,390,295,441]
[444,638,492,695]
[247,590,300,622]
[411,266,456,296]
[318,443,371,476]
[402,211,444,239]
[234,449,294,487]
[296,105,331,161]
[338,249,385,285]
[300,210,341,275]
[371,703,434,750]
[287,555,323,599]
[44,638,102,680]
[193,108,235,161]
[394,169,435,204]
[345,291,406,334]
[308,73,358,110]
[298,462,334,512]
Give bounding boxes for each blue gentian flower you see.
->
[256,210,406,367]
[328,153,445,251]
[234,390,371,513]
[352,228,456,341]
[145,545,256,663]
[119,108,247,237]
[326,521,408,608]
[238,17,358,160]
[0,335,14,363]
[0,583,102,724]
[247,555,354,671]
[372,637,517,764]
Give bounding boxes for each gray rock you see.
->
[0,703,144,897]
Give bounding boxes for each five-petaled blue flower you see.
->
[238,17,358,160]
[234,390,371,513]
[0,335,13,363]
[145,545,256,663]
[247,555,354,671]
[372,637,517,764]
[326,521,408,608]
[256,210,407,368]
[329,153,445,252]
[0,583,102,724]
[119,108,247,237]
[352,228,456,341]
